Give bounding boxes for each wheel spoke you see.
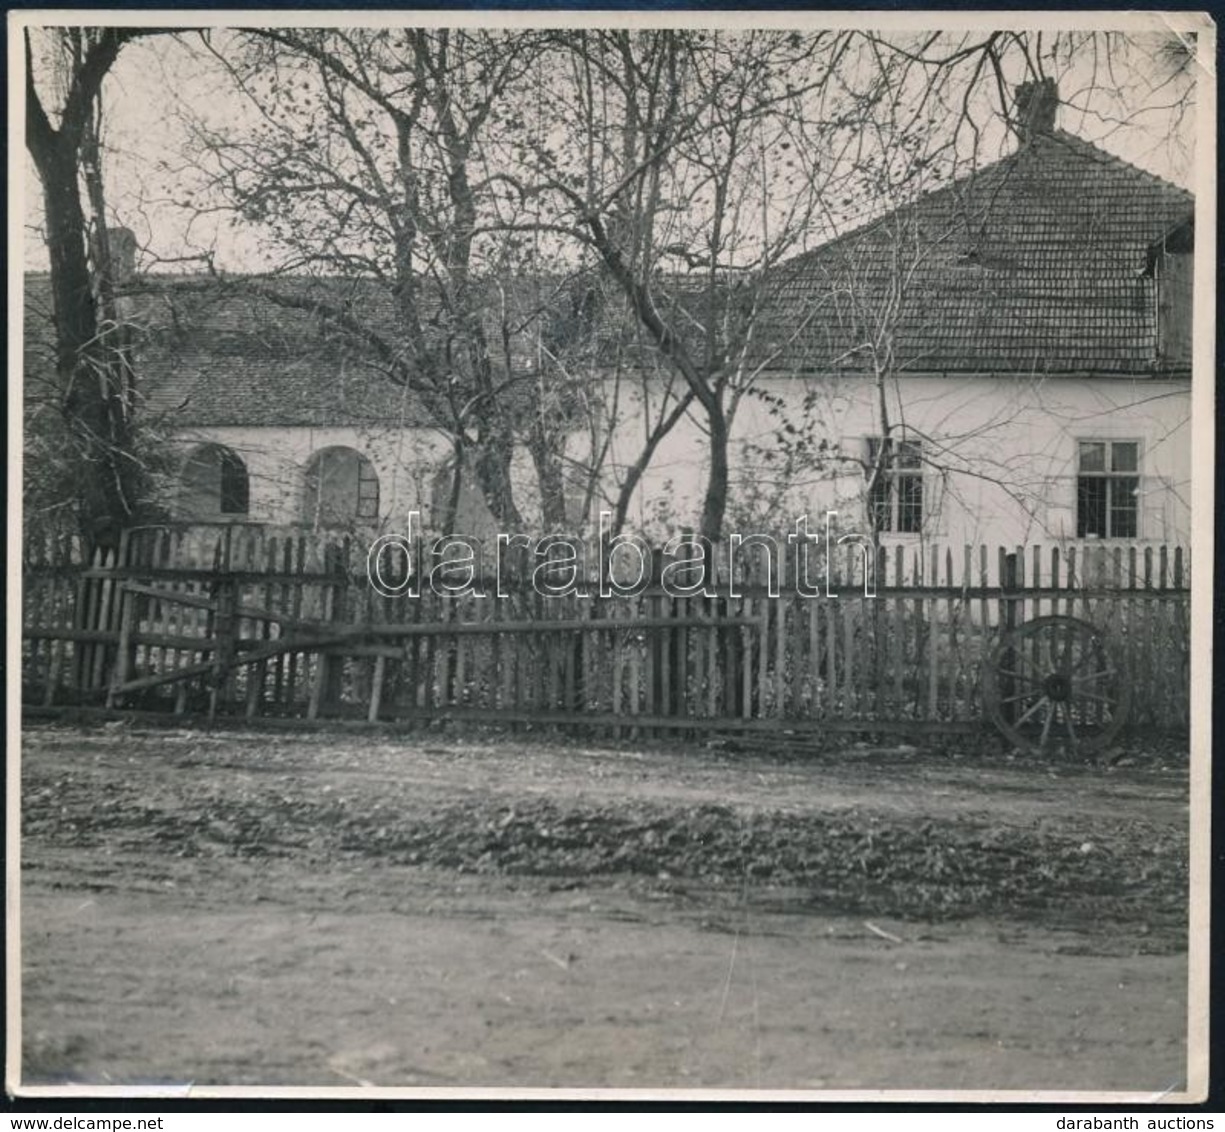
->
[1039,700,1055,748]
[1074,689,1118,706]
[1015,695,1050,727]
[1009,649,1045,679]
[1000,690,1044,705]
[996,667,1043,685]
[1063,704,1078,746]
[1070,644,1105,676]
[1072,667,1116,686]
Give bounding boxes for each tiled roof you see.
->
[23,274,586,429]
[22,131,1194,434]
[133,283,421,428]
[757,131,1194,376]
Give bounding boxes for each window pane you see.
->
[219,452,249,515]
[1078,442,1106,473]
[1077,476,1108,537]
[356,466,380,519]
[305,448,361,526]
[897,474,923,533]
[1111,442,1138,472]
[869,475,892,532]
[1109,477,1139,538]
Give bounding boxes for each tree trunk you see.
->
[471,431,524,530]
[37,140,138,551]
[26,28,157,553]
[526,417,570,532]
[698,405,730,542]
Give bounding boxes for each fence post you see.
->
[999,550,1020,725]
[106,584,135,709]
[203,529,233,719]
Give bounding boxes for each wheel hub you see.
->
[1043,672,1071,702]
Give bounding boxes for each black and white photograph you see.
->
[10,11,1213,1101]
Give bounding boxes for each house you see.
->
[609,79,1195,547]
[23,82,1195,550]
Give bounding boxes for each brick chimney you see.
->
[91,225,137,285]
[1014,78,1059,139]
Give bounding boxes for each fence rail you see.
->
[21,526,1191,737]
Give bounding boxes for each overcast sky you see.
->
[21,19,1203,274]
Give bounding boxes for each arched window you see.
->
[303,446,380,528]
[179,444,250,520]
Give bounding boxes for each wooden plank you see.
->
[757,585,771,720]
[892,545,904,715]
[926,545,938,720]
[1157,545,1171,724]
[498,616,513,712]
[824,595,837,717]
[978,545,988,632]
[105,588,136,709]
[78,548,104,690]
[550,616,564,715]
[841,579,855,715]
[775,587,788,719]
[656,593,670,724]
[612,622,624,724]
[677,591,691,718]
[368,654,386,723]
[627,625,641,721]
[146,529,168,691]
[740,594,753,721]
[43,639,65,707]
[25,701,985,736]
[807,589,820,719]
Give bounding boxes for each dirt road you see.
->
[18,724,1190,1095]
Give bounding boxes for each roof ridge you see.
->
[1038,129,1194,201]
[775,126,1193,279]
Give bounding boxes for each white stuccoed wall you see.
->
[168,371,1192,550]
[597,371,1192,547]
[168,424,452,529]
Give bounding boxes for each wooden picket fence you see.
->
[20,524,1191,737]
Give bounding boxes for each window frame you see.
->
[1075,438,1142,540]
[179,443,250,521]
[864,435,924,536]
[303,446,380,529]
[355,458,380,520]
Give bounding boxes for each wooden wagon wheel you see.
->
[982,614,1131,755]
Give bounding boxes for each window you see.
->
[1077,441,1139,539]
[865,436,923,534]
[179,444,249,520]
[219,450,249,514]
[303,446,380,528]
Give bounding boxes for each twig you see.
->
[715,928,739,1024]
[863,920,906,944]
[328,1065,373,1087]
[540,948,570,970]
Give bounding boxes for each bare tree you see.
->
[524,29,880,542]
[24,26,173,549]
[164,27,615,533]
